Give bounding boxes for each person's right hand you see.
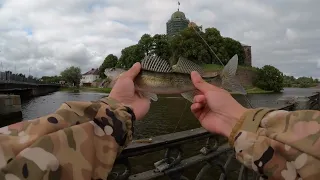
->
[190,71,248,137]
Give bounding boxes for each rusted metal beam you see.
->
[127,143,232,180]
[120,128,214,159]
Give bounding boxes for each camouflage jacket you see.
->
[0,97,134,180]
[229,108,320,180]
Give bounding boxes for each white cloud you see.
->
[0,0,319,79]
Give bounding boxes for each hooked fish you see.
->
[104,54,247,102]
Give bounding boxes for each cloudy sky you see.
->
[0,0,319,79]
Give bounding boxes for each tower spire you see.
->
[178,1,180,11]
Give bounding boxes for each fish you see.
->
[104,54,247,103]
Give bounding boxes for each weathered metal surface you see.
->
[119,128,213,158]
[128,144,232,180]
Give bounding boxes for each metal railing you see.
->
[109,92,320,180]
[0,71,60,85]
[309,92,320,110]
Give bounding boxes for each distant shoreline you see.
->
[59,86,274,94]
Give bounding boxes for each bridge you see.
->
[108,92,320,180]
[0,71,61,99]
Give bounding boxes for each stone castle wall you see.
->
[243,46,252,66]
[204,68,257,87]
[235,68,256,87]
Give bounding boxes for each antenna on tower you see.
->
[178,1,180,11]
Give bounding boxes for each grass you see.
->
[60,87,112,93]
[244,87,273,94]
[202,64,223,72]
[202,64,258,72]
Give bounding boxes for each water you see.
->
[9,88,320,179]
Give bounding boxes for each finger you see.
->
[191,102,205,113]
[191,103,202,117]
[122,62,141,80]
[193,94,206,103]
[191,71,221,93]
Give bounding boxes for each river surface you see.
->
[11,88,320,179]
[21,88,319,136]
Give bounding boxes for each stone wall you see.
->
[242,45,252,66]
[235,68,256,87]
[0,94,22,125]
[204,68,257,87]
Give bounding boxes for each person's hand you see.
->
[190,71,248,137]
[108,62,150,120]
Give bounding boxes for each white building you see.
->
[80,68,99,86]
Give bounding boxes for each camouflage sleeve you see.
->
[0,97,135,180]
[228,108,320,179]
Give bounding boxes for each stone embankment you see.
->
[0,94,22,125]
[203,68,256,87]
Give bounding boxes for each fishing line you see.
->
[190,25,254,108]
[173,100,188,133]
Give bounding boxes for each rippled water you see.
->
[10,88,320,179]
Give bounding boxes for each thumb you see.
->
[122,62,141,80]
[191,71,217,93]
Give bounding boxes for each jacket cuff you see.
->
[97,97,136,146]
[228,108,276,147]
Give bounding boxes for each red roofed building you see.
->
[80,68,99,86]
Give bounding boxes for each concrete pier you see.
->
[0,94,22,126]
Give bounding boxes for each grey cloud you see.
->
[0,0,319,78]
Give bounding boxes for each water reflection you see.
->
[20,87,319,137]
[21,91,108,120]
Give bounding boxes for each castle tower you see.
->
[241,44,252,66]
[166,2,190,36]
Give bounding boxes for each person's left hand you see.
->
[108,62,150,120]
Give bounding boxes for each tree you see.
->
[223,37,246,65]
[152,34,172,61]
[170,27,211,65]
[98,54,118,78]
[117,44,144,68]
[253,65,284,92]
[60,66,82,87]
[203,28,229,65]
[138,34,153,56]
[41,76,62,83]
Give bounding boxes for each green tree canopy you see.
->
[152,34,172,61]
[117,44,145,68]
[283,75,319,88]
[111,23,250,69]
[203,28,228,64]
[138,34,153,56]
[170,27,211,65]
[98,54,118,78]
[60,66,82,87]
[253,65,284,92]
[223,37,245,65]
[41,76,62,83]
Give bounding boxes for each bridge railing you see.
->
[109,92,320,180]
[0,71,60,85]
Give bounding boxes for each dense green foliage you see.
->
[284,75,319,88]
[40,76,62,83]
[60,66,82,87]
[223,37,245,65]
[117,44,145,68]
[98,54,118,78]
[253,65,284,92]
[98,24,246,71]
[95,24,318,90]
